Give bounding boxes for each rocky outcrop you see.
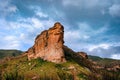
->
[77,52,88,59]
[26,22,89,63]
[26,22,66,63]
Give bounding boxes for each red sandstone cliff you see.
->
[26,22,66,63]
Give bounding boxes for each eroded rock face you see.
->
[77,52,88,59]
[27,22,66,63]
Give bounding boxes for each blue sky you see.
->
[0,0,120,59]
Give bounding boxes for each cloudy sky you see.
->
[0,0,120,59]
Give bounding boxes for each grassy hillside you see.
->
[88,55,102,61]
[0,55,96,80]
[0,49,120,80]
[0,49,23,59]
[88,55,120,66]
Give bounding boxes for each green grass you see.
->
[2,54,119,80]
[0,49,23,59]
[88,55,120,67]
[0,55,92,80]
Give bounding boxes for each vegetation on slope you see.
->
[88,55,120,67]
[0,49,120,80]
[0,49,23,59]
[0,55,94,80]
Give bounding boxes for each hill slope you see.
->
[88,55,120,67]
[1,46,120,80]
[0,49,23,59]
[0,54,98,80]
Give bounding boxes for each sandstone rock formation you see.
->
[26,22,89,63]
[26,22,66,63]
[77,52,88,59]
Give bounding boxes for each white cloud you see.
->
[85,43,120,59]
[31,18,44,28]
[36,12,48,18]
[0,35,21,49]
[109,4,120,17]
[88,43,110,51]
[62,0,79,7]
[4,36,17,41]
[48,5,66,21]
[83,35,90,39]
[30,6,48,18]
[64,22,109,52]
[9,17,51,30]
[78,22,108,37]
[96,25,108,34]
[0,0,18,17]
[64,28,90,44]
[64,22,93,51]
[65,30,81,41]
[62,0,110,9]
[0,15,55,50]
[111,54,120,59]
[78,22,93,33]
[0,19,10,30]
